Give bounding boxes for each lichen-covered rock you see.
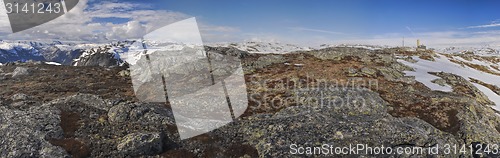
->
[243,55,286,71]
[39,94,176,157]
[376,66,405,81]
[0,105,68,157]
[346,67,360,77]
[46,93,113,111]
[117,132,164,156]
[360,67,377,77]
[430,72,495,105]
[309,47,372,61]
[428,72,500,148]
[239,88,460,157]
[108,102,175,126]
[108,103,132,124]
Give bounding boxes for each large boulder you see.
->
[12,67,31,78]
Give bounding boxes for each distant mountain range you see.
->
[1,40,499,66]
[438,46,500,56]
[0,40,99,65]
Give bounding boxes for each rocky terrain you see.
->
[1,45,500,157]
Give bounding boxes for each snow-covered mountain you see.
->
[0,40,127,65]
[210,41,312,54]
[0,40,103,65]
[2,39,500,68]
[72,41,136,67]
[318,44,388,50]
[438,46,500,56]
[0,40,402,66]
[0,41,44,63]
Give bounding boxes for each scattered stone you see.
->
[118,70,130,77]
[10,93,31,101]
[402,56,418,63]
[46,93,113,111]
[431,78,448,87]
[376,67,405,81]
[9,101,41,110]
[243,55,286,71]
[26,60,44,65]
[12,67,31,78]
[360,67,377,77]
[293,63,304,67]
[346,67,359,77]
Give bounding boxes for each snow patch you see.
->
[472,83,500,111]
[399,57,453,92]
[45,62,62,66]
[400,54,500,106]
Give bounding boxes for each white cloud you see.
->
[0,0,213,42]
[106,21,147,40]
[466,20,500,29]
[467,23,500,29]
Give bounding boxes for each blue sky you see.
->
[1,0,500,47]
[92,0,500,47]
[149,0,499,34]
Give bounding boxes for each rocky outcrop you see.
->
[73,51,123,67]
[239,88,460,157]
[40,47,84,65]
[0,93,175,157]
[205,46,249,59]
[242,54,286,72]
[430,72,495,105]
[0,105,68,157]
[428,72,500,147]
[42,94,175,157]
